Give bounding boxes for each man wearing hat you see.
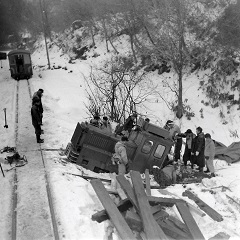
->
[32,89,44,128]
[164,120,182,162]
[90,115,101,127]
[101,116,112,133]
[178,129,196,168]
[122,113,137,137]
[114,136,129,175]
[191,126,205,172]
[31,98,44,143]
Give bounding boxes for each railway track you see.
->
[10,79,59,240]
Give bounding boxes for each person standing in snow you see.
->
[32,89,44,128]
[178,129,196,168]
[191,126,205,172]
[122,113,137,137]
[114,136,129,175]
[100,116,112,134]
[31,98,44,143]
[164,120,182,162]
[204,133,216,177]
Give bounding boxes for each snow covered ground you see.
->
[0,36,240,240]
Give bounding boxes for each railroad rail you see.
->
[10,79,59,240]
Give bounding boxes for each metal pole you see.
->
[39,0,51,69]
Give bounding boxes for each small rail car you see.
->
[65,117,173,173]
[8,49,33,80]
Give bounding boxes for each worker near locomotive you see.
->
[65,115,219,188]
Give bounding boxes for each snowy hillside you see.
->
[32,29,240,147]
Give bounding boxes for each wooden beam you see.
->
[151,204,163,214]
[125,210,143,232]
[182,190,223,222]
[175,201,205,240]
[148,196,180,207]
[66,172,111,183]
[116,175,139,209]
[91,198,133,223]
[145,169,151,196]
[157,219,192,239]
[130,171,169,240]
[90,179,136,240]
[153,210,169,221]
[167,216,191,236]
[159,189,206,217]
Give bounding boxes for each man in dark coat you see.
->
[191,126,205,172]
[178,129,196,168]
[31,98,44,143]
[122,113,137,136]
[32,89,44,126]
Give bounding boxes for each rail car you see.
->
[65,117,173,173]
[8,49,33,80]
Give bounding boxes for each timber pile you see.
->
[90,170,211,240]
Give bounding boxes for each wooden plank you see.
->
[91,198,133,223]
[116,175,172,218]
[159,189,206,217]
[66,172,111,183]
[148,196,180,207]
[125,210,143,232]
[163,219,192,239]
[145,169,151,196]
[117,188,127,200]
[175,201,205,240]
[151,204,163,214]
[153,210,169,221]
[116,175,139,209]
[182,190,223,222]
[167,216,191,236]
[158,219,192,239]
[90,179,136,240]
[130,171,169,240]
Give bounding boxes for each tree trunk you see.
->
[90,26,95,46]
[177,71,183,119]
[111,85,116,121]
[130,34,137,63]
[102,19,109,52]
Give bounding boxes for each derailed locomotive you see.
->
[65,118,173,173]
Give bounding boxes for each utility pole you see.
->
[39,0,51,69]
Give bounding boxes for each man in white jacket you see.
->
[204,133,216,177]
[114,136,129,175]
[164,120,182,162]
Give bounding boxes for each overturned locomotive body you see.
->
[65,118,173,173]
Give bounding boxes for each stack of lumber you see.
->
[91,170,209,240]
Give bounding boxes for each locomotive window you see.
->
[23,54,31,64]
[142,140,153,154]
[154,144,166,158]
[9,56,15,64]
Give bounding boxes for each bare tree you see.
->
[84,55,158,123]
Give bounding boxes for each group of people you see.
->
[89,115,113,134]
[165,120,216,177]
[31,89,44,143]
